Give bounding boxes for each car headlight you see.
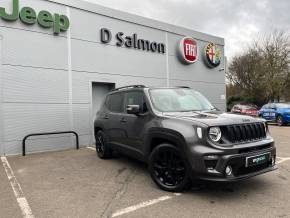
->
[209,127,222,142]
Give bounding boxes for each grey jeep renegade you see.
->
[94,85,277,192]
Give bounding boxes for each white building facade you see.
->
[0,0,225,155]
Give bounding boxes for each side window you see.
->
[106,93,124,113]
[268,103,275,109]
[125,92,148,113]
[263,104,269,109]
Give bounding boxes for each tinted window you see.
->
[240,105,256,110]
[106,93,124,113]
[269,103,276,109]
[262,104,269,109]
[125,92,148,113]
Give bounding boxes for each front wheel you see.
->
[148,143,191,192]
[276,115,284,126]
[95,130,112,159]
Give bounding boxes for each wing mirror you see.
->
[126,105,140,115]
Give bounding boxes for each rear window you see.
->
[240,105,256,110]
[106,93,124,113]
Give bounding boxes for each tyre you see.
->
[276,115,284,126]
[148,143,191,192]
[95,130,112,159]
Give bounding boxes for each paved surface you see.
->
[0,125,290,218]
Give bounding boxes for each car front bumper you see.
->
[187,139,277,182]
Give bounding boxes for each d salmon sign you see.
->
[177,37,198,64]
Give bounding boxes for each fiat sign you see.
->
[177,37,198,64]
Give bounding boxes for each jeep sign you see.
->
[0,0,70,34]
[177,37,198,64]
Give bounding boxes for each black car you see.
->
[94,85,277,192]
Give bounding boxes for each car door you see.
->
[102,93,127,147]
[268,103,277,121]
[119,91,150,154]
[261,104,271,120]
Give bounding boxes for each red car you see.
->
[231,104,259,116]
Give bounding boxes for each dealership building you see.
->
[0,0,225,155]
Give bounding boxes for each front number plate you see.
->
[246,153,270,167]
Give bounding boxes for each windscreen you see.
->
[241,105,257,110]
[149,88,215,112]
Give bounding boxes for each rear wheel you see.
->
[148,143,191,192]
[95,130,112,159]
[276,115,284,126]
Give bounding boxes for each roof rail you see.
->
[112,85,146,91]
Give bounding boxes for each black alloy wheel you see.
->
[95,130,112,159]
[149,143,191,192]
[276,115,284,126]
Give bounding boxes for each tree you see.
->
[260,31,290,102]
[226,47,266,102]
[226,31,290,104]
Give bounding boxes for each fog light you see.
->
[197,127,203,139]
[271,157,276,165]
[225,165,233,176]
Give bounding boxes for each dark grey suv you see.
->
[94,85,277,192]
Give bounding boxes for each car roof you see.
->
[108,85,192,94]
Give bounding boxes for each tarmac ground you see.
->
[0,125,289,218]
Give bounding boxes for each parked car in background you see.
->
[231,104,259,116]
[258,103,290,126]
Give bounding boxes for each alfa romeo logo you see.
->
[177,37,198,64]
[204,43,222,68]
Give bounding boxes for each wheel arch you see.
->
[276,113,283,119]
[94,120,105,137]
[145,128,187,159]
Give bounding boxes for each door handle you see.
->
[120,117,127,123]
[103,115,109,119]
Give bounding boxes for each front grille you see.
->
[238,144,272,154]
[235,163,270,176]
[224,123,266,143]
[227,156,272,177]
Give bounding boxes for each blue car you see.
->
[258,103,290,126]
